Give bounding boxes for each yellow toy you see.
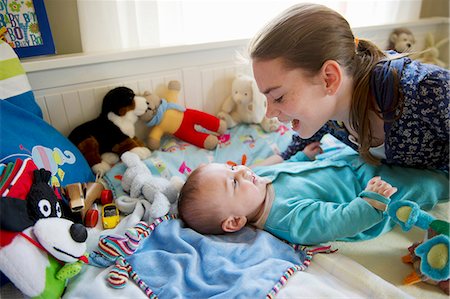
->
[102,203,120,229]
[141,81,227,150]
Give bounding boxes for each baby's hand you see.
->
[303,142,323,160]
[365,176,398,198]
[363,176,397,211]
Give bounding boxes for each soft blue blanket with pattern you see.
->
[89,215,313,298]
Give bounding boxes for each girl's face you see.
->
[199,163,269,220]
[252,58,338,139]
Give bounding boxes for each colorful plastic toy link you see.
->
[388,200,449,294]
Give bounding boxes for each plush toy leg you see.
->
[203,135,219,150]
[101,152,120,165]
[77,137,102,166]
[404,271,423,285]
[148,192,171,218]
[217,111,238,128]
[115,138,151,159]
[260,116,281,132]
[174,109,225,149]
[189,109,226,134]
[108,257,131,288]
[402,253,414,264]
[148,127,165,150]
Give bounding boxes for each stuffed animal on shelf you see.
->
[68,87,151,176]
[0,163,88,299]
[388,200,449,294]
[387,27,416,53]
[217,74,281,132]
[115,151,184,219]
[416,32,449,68]
[140,80,227,150]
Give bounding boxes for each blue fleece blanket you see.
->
[101,216,312,299]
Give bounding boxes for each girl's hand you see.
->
[365,176,398,198]
[303,142,323,160]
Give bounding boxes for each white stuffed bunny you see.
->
[217,74,280,132]
[116,151,184,219]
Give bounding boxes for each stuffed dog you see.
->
[69,87,151,176]
[0,163,88,298]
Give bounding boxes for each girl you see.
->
[249,3,449,171]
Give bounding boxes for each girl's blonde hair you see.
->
[178,165,225,234]
[249,3,399,164]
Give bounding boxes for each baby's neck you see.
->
[249,183,274,229]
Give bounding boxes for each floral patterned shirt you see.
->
[281,56,449,171]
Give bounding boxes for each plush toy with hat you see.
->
[115,151,184,219]
[0,159,88,298]
[388,200,449,294]
[217,74,281,132]
[140,80,227,150]
[69,86,151,176]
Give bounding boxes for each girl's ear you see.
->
[221,216,247,232]
[321,60,342,96]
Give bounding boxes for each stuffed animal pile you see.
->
[0,158,88,298]
[69,86,152,176]
[140,80,227,150]
[388,200,449,294]
[217,74,280,132]
[115,151,184,219]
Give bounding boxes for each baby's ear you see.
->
[221,216,247,232]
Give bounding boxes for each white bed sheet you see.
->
[62,200,450,299]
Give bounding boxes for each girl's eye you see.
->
[274,96,283,103]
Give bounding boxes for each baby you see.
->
[178,145,449,245]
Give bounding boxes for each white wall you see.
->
[22,18,449,139]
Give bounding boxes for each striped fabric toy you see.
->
[92,221,156,294]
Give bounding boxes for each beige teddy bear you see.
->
[387,27,416,53]
[217,74,280,132]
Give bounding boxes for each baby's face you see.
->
[199,163,270,219]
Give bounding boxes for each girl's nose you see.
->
[265,103,278,118]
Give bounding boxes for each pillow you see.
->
[0,40,94,298]
[0,41,95,187]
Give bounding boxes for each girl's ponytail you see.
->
[351,39,386,164]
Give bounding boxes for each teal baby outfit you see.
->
[254,148,449,245]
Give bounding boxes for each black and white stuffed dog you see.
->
[0,168,88,297]
[69,87,151,176]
